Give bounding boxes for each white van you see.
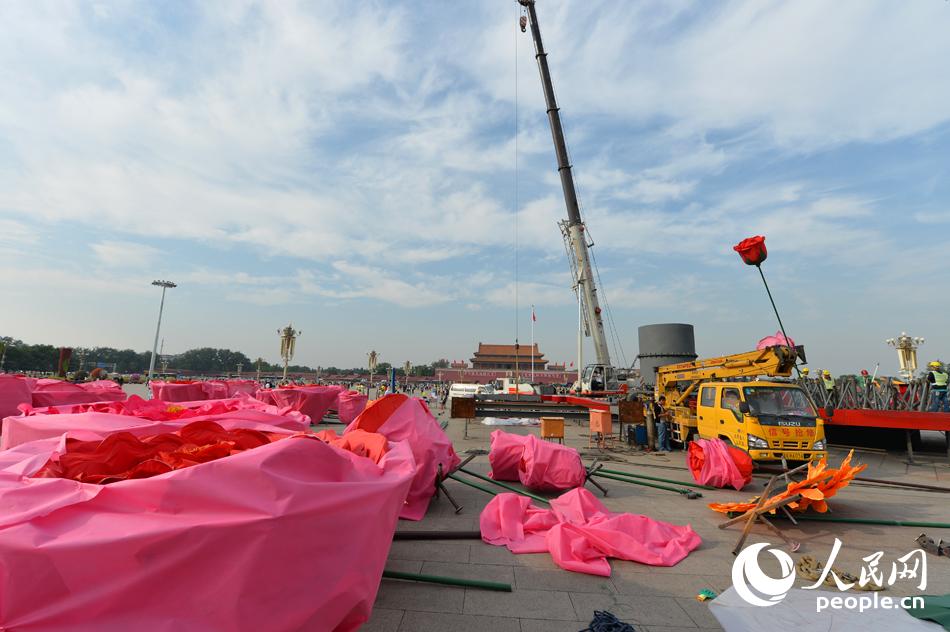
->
[448,383,484,399]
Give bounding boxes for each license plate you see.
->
[781,451,809,460]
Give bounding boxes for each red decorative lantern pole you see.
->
[733,236,793,352]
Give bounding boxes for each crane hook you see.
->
[520,15,527,33]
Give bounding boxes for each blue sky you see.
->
[0,0,948,374]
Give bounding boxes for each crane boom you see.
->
[519,0,611,367]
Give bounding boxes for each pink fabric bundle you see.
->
[1,399,310,450]
[336,390,368,425]
[149,381,207,402]
[687,438,752,491]
[488,430,586,491]
[480,487,702,576]
[0,375,33,419]
[519,435,587,491]
[258,385,344,424]
[31,379,126,407]
[346,394,460,520]
[488,430,530,481]
[756,331,795,350]
[0,429,415,631]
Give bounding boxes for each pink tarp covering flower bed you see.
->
[0,426,415,631]
[258,385,344,424]
[0,375,34,419]
[488,430,586,491]
[149,381,213,402]
[30,379,126,408]
[480,487,702,576]
[346,394,459,520]
[336,390,368,425]
[687,438,752,491]
[1,397,309,450]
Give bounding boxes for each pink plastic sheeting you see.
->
[258,385,344,424]
[519,434,587,491]
[0,431,416,631]
[488,430,530,481]
[687,438,751,491]
[0,376,33,419]
[149,381,209,402]
[1,403,310,451]
[480,488,702,576]
[222,380,260,397]
[488,431,586,491]
[346,394,460,520]
[30,380,126,408]
[336,390,368,425]
[756,331,796,350]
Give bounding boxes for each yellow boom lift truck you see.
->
[655,345,827,463]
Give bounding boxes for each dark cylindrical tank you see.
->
[637,324,697,386]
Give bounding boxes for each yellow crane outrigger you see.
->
[656,346,827,462]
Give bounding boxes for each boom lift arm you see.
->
[656,346,801,407]
[519,0,611,367]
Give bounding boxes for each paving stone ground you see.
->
[365,408,950,631]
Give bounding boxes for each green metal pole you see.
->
[382,570,512,592]
[446,473,499,497]
[597,468,718,491]
[458,467,551,505]
[786,515,950,529]
[593,471,701,497]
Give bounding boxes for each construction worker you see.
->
[653,396,673,452]
[821,370,836,407]
[858,369,871,389]
[927,361,949,413]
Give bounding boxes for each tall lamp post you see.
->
[886,332,925,381]
[278,324,301,383]
[147,280,176,384]
[368,350,379,399]
[404,360,412,392]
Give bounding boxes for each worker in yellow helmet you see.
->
[928,361,948,413]
[801,367,810,376]
[821,369,836,407]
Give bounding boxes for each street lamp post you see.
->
[278,324,301,383]
[368,350,379,399]
[147,280,176,385]
[886,332,925,382]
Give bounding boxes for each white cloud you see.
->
[91,240,161,268]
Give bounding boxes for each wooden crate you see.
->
[451,396,476,419]
[540,416,565,443]
[589,410,613,448]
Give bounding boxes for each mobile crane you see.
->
[518,0,619,394]
[656,345,828,462]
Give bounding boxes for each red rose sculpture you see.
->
[733,235,767,266]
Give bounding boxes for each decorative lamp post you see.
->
[147,280,177,384]
[237,363,243,378]
[886,332,924,381]
[278,324,301,383]
[368,350,379,399]
[256,357,263,382]
[404,360,412,391]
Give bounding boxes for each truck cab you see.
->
[694,381,827,461]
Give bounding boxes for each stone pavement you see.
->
[365,410,950,631]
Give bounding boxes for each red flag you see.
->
[531,306,536,322]
[569,361,574,368]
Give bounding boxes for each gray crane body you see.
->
[519,0,616,392]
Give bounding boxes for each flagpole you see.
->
[531,304,535,383]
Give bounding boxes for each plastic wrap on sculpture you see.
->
[258,385,344,424]
[488,430,586,491]
[345,394,460,520]
[149,381,208,402]
[31,379,127,408]
[336,390,368,425]
[0,428,416,631]
[480,487,702,576]
[687,438,752,491]
[1,400,310,450]
[518,434,587,491]
[756,331,795,350]
[0,375,34,419]
[488,430,530,481]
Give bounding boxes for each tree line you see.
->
[0,337,450,377]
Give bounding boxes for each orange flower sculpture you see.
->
[709,451,866,515]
